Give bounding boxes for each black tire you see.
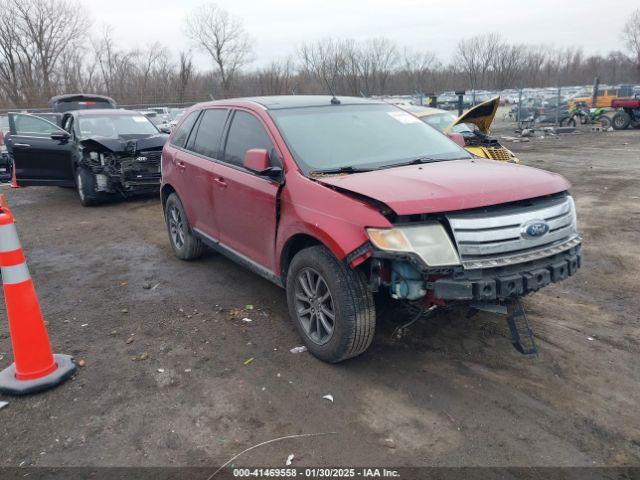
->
[598,115,611,129]
[612,111,632,130]
[566,117,577,128]
[165,193,205,260]
[76,167,101,206]
[286,245,375,363]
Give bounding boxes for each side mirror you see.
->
[159,126,171,134]
[243,149,283,179]
[243,148,271,173]
[447,132,466,148]
[50,131,70,141]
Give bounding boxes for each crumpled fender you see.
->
[275,175,392,275]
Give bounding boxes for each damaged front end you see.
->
[349,193,582,354]
[79,135,166,196]
[446,96,519,163]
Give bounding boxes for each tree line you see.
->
[1,0,639,109]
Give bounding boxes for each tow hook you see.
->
[468,299,538,355]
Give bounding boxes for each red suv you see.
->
[161,96,581,362]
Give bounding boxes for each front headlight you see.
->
[367,222,460,267]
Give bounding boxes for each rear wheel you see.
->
[286,245,376,363]
[165,193,205,260]
[598,115,611,129]
[612,111,632,130]
[566,117,577,127]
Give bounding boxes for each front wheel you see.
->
[566,117,577,128]
[612,111,632,130]
[286,245,376,363]
[76,167,102,206]
[165,193,205,260]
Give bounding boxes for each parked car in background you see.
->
[401,97,519,163]
[148,106,171,122]
[5,109,168,205]
[140,110,172,133]
[161,95,581,363]
[48,93,117,113]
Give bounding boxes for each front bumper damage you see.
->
[366,239,582,302]
[432,245,581,301]
[84,152,161,195]
[79,136,165,196]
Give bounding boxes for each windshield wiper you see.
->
[309,166,373,176]
[377,156,439,170]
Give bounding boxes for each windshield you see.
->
[420,112,473,134]
[78,113,159,139]
[270,104,470,174]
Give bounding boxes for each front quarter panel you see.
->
[276,173,392,271]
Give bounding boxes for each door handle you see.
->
[13,143,31,149]
[176,161,186,170]
[213,177,227,188]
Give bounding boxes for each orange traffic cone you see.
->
[0,195,75,395]
[10,162,20,189]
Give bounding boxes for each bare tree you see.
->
[491,42,525,90]
[136,42,170,99]
[455,33,500,92]
[12,0,88,99]
[362,38,398,95]
[400,48,439,93]
[177,51,194,102]
[622,8,640,81]
[0,8,28,106]
[184,3,253,97]
[299,38,347,94]
[255,58,296,95]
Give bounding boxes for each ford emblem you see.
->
[522,220,550,239]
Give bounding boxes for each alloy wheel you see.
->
[77,172,85,201]
[168,205,185,249]
[294,267,335,345]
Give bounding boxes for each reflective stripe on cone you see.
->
[1,263,31,284]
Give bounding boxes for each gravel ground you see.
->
[0,124,639,469]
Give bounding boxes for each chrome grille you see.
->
[447,195,579,270]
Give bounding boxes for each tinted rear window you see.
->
[171,111,200,148]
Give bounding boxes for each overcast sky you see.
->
[81,0,636,69]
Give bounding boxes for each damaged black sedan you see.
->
[5,109,168,206]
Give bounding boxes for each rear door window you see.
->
[171,111,200,148]
[189,109,228,159]
[224,111,276,167]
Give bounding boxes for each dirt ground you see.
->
[0,124,639,469]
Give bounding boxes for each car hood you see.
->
[315,158,570,216]
[445,96,500,134]
[79,134,168,153]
